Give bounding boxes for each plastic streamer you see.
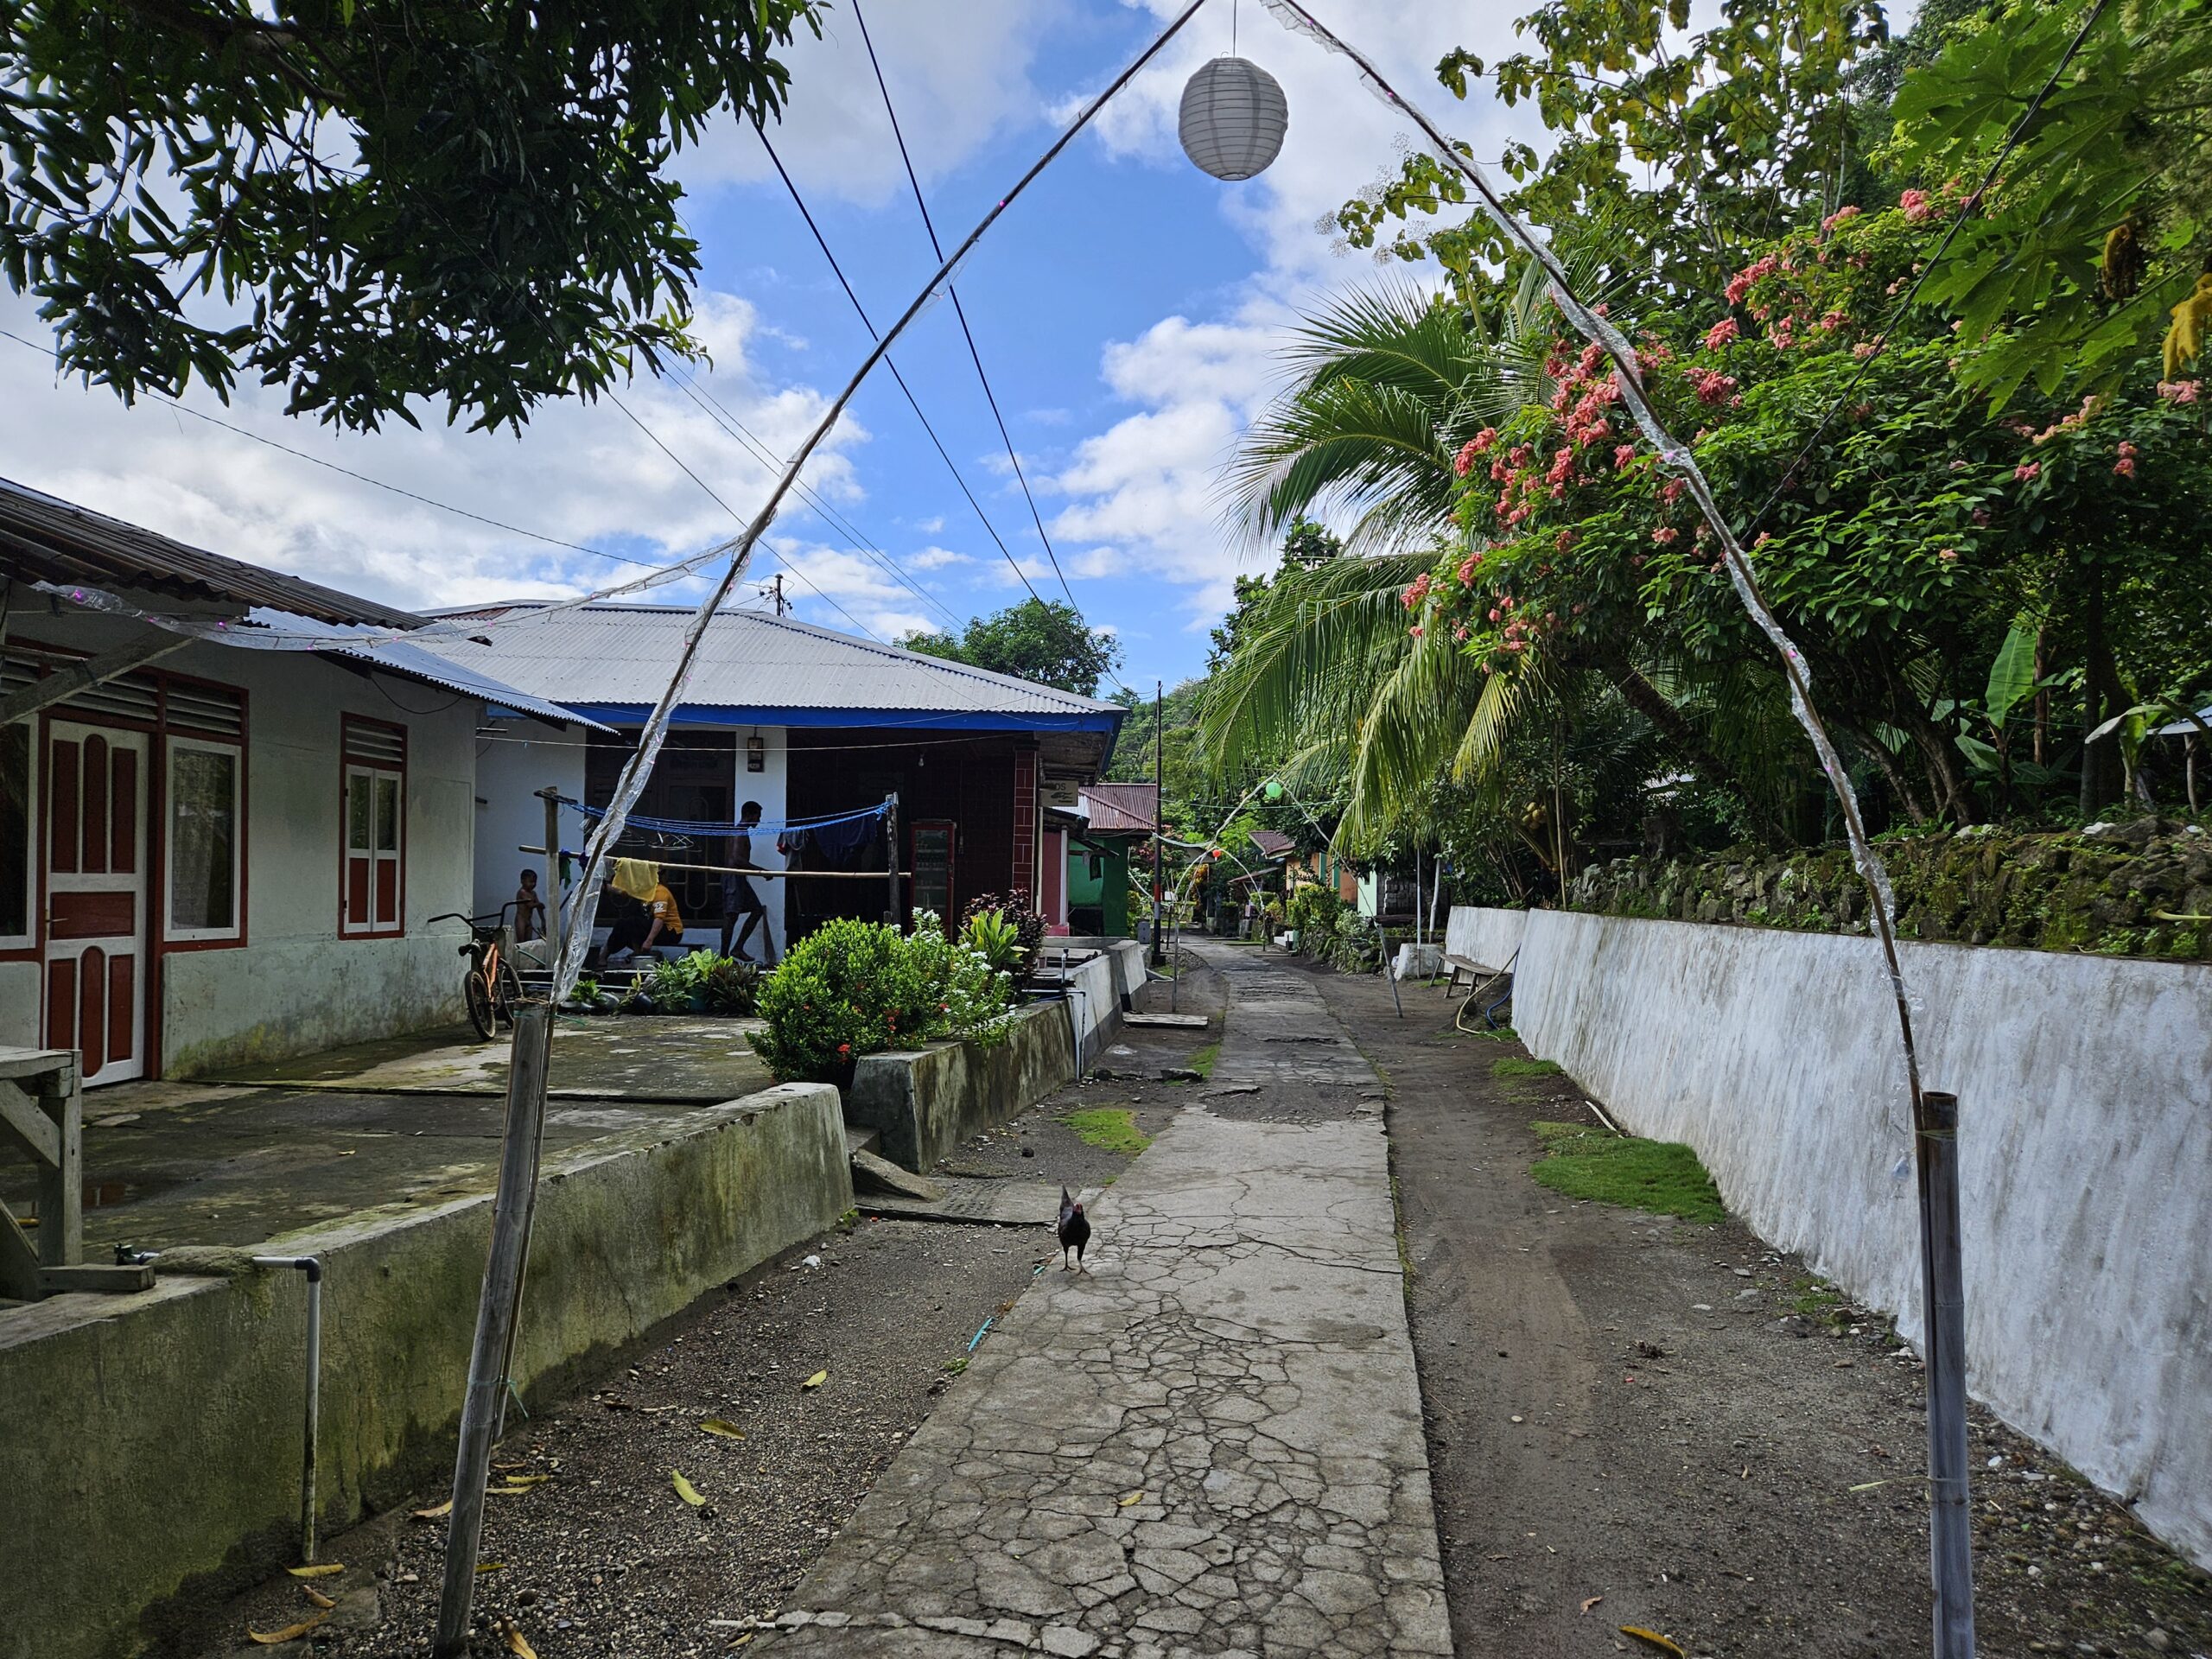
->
[546,0,1215,1003]
[566,798,886,838]
[1259,0,1926,1122]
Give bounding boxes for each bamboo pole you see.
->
[433,1005,553,1657]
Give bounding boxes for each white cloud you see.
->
[681,0,1070,207]
[907,546,973,570]
[0,289,870,617]
[1047,0,1542,631]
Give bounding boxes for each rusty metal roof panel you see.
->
[0,476,425,631]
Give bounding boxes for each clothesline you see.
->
[560,797,887,837]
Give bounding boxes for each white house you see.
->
[0,480,596,1081]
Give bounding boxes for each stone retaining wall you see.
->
[0,1084,852,1659]
[1564,820,2212,960]
[1446,903,2212,1569]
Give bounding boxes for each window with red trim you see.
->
[340,716,405,938]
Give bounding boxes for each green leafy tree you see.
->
[1,0,819,431]
[1888,0,2212,407]
[899,598,1122,696]
[1330,0,1891,300]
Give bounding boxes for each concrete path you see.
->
[756,942,1451,1658]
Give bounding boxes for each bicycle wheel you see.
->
[465,972,498,1040]
[496,958,524,1024]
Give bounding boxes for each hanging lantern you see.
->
[1178,57,1288,181]
[1263,779,1284,802]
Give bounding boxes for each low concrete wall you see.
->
[1046,938,1146,1068]
[1449,904,2212,1567]
[849,1000,1078,1173]
[0,1084,852,1659]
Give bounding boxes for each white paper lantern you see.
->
[1178,56,1289,181]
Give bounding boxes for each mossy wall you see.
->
[1565,820,2212,961]
[0,1084,851,1659]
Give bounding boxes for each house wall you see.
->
[157,646,480,1076]
[3,614,484,1077]
[470,721,586,933]
[576,724,788,960]
[786,729,1016,925]
[1444,903,2212,1569]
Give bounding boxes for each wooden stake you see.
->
[536,787,563,959]
[1915,1089,1976,1656]
[433,1004,552,1657]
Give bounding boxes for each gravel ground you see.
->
[181,1221,1050,1659]
[181,983,1229,1659]
[1299,957,2212,1659]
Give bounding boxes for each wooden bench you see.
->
[1442,954,1493,996]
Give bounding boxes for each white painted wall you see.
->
[8,613,486,1077]
[1448,905,2212,1568]
[157,642,480,1075]
[471,721,586,934]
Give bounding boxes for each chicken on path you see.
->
[1057,1185,1090,1271]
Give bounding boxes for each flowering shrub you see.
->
[748,912,1013,1084]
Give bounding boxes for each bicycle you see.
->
[431,908,526,1039]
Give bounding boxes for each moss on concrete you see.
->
[1567,821,2212,960]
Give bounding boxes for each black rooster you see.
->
[1058,1186,1090,1272]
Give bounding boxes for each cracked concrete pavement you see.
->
[755,942,1450,1657]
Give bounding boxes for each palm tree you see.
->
[1205,259,1794,860]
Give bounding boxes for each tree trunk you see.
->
[1835,717,1930,825]
[2080,568,2125,815]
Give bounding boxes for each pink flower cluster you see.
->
[1725,254,1780,306]
[1819,204,1861,235]
[1899,188,1936,223]
[2158,379,2201,404]
[2013,461,2041,483]
[1455,551,1484,586]
[1688,366,1739,406]
[1704,316,1739,351]
[1401,571,1433,611]
[2114,440,2138,479]
[1453,428,1500,478]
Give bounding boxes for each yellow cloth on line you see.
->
[611,858,660,903]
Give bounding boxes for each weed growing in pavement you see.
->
[1187,1042,1221,1079]
[1060,1108,1153,1155]
[1528,1121,1725,1223]
[1791,1274,1847,1326]
[1493,1056,1563,1078]
[1465,1023,1517,1042]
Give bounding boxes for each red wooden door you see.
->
[43,721,149,1083]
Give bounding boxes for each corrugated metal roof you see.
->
[1249,828,1296,858]
[0,476,427,630]
[415,602,1125,729]
[1078,782,1159,834]
[253,614,605,729]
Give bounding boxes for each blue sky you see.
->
[0,0,1539,694]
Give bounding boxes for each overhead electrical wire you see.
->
[751,119,1052,613]
[0,325,655,572]
[850,0,1081,613]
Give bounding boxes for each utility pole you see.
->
[1149,680,1165,968]
[535,787,563,962]
[1916,1090,1976,1656]
[770,574,789,617]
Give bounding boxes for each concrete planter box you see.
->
[0,1084,852,1659]
[849,1001,1077,1173]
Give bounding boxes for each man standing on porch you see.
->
[721,801,779,968]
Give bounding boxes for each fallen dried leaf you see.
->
[502,1619,538,1659]
[411,1500,454,1521]
[500,1473,552,1486]
[1117,1491,1144,1507]
[700,1418,747,1440]
[475,1563,505,1574]
[1620,1627,1684,1657]
[802,1370,829,1391]
[302,1588,337,1611]
[283,1564,343,1580]
[1580,1596,1604,1614]
[672,1469,707,1507]
[248,1612,329,1644]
